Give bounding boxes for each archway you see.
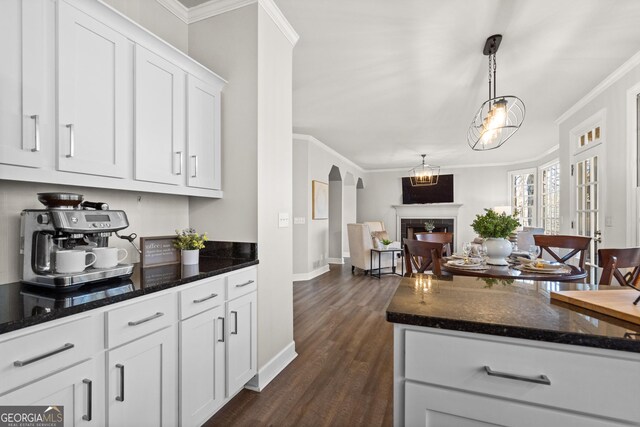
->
[328,165,343,263]
[343,173,357,257]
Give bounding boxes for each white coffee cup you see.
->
[56,250,96,274]
[92,247,128,269]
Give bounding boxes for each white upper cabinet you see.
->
[187,75,222,190]
[134,45,186,185]
[0,0,54,168]
[57,0,131,178]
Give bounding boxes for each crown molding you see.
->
[156,0,299,46]
[257,0,299,46]
[555,49,640,125]
[293,134,365,173]
[156,0,189,24]
[188,0,256,23]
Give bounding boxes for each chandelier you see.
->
[409,154,439,186]
[467,34,525,151]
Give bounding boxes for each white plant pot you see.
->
[181,249,200,265]
[484,238,512,266]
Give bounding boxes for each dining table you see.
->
[441,258,588,282]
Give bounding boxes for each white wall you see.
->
[328,179,342,260]
[342,173,357,256]
[0,180,188,283]
[104,0,189,53]
[292,134,365,277]
[188,5,258,243]
[557,58,640,249]
[255,4,294,369]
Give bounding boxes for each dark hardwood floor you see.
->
[204,262,400,426]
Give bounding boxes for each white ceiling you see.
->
[179,0,640,170]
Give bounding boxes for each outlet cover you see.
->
[279,212,290,228]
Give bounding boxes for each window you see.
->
[540,161,560,234]
[509,169,536,227]
[578,125,601,148]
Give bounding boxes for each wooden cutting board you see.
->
[550,290,640,325]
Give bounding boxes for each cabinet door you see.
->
[107,327,177,427]
[180,305,225,427]
[0,0,52,168]
[0,358,103,426]
[405,381,626,427]
[57,0,130,178]
[134,45,185,185]
[226,291,257,396]
[187,75,221,190]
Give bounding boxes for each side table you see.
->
[370,248,404,279]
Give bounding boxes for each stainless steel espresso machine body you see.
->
[20,193,135,289]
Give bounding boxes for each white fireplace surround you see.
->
[393,203,463,241]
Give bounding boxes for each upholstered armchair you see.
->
[347,223,397,274]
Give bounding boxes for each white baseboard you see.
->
[293,265,329,282]
[327,257,344,264]
[245,341,297,392]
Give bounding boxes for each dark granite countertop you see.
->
[386,274,640,353]
[0,241,258,335]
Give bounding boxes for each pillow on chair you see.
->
[371,231,390,247]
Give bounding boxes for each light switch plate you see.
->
[279,212,290,228]
[605,216,613,227]
[294,217,305,225]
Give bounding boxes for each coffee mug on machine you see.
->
[92,247,128,269]
[55,250,97,274]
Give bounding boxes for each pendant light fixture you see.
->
[409,154,440,186]
[467,34,525,151]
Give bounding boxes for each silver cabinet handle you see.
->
[115,364,125,401]
[13,343,74,367]
[65,124,74,158]
[193,293,218,303]
[191,155,198,178]
[82,379,92,421]
[30,115,40,152]
[127,312,164,326]
[231,310,238,335]
[218,316,225,342]
[235,280,254,288]
[176,151,183,175]
[484,366,551,385]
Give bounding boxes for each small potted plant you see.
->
[174,228,208,265]
[381,238,393,250]
[424,221,435,232]
[471,209,520,266]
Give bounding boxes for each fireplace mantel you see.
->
[392,203,463,218]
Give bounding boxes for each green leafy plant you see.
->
[381,238,393,246]
[479,277,514,288]
[174,228,208,250]
[471,209,520,239]
[424,220,435,232]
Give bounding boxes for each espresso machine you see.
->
[20,193,135,289]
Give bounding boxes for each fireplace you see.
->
[401,218,455,241]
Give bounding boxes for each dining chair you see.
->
[403,238,444,276]
[597,248,640,287]
[414,232,453,257]
[533,235,591,268]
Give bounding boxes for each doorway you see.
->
[328,166,343,263]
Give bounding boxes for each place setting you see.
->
[444,242,490,271]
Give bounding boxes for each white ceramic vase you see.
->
[181,249,200,265]
[484,238,512,266]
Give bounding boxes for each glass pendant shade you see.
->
[409,155,440,186]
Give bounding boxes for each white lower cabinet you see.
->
[180,305,226,427]
[0,357,103,427]
[395,325,640,427]
[226,291,257,396]
[107,326,178,427]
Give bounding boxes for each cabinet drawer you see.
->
[404,329,640,422]
[0,315,101,395]
[106,293,177,348]
[180,277,225,320]
[227,268,257,300]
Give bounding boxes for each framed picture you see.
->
[312,180,329,220]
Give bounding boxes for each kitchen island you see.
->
[387,274,640,426]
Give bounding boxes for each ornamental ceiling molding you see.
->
[156,0,299,45]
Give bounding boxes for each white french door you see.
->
[571,144,604,280]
